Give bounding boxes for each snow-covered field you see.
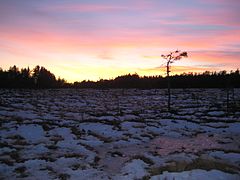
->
[0,89,240,179]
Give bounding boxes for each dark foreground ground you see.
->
[0,89,240,179]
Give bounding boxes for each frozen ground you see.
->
[0,89,240,179]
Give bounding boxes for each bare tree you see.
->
[161,50,188,111]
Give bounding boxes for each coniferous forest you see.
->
[0,65,240,89]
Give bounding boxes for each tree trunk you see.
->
[226,88,229,114]
[167,62,171,111]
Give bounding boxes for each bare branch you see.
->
[161,50,188,111]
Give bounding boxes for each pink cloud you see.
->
[2,23,238,55]
[47,4,128,12]
[42,1,152,13]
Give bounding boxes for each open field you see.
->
[0,89,240,179]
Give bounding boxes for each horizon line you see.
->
[1,65,239,83]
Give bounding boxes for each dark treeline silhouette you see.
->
[0,65,67,88]
[0,65,240,89]
[74,70,240,89]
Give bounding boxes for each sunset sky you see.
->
[1,0,240,82]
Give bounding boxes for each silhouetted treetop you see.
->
[161,50,188,64]
[0,65,67,88]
